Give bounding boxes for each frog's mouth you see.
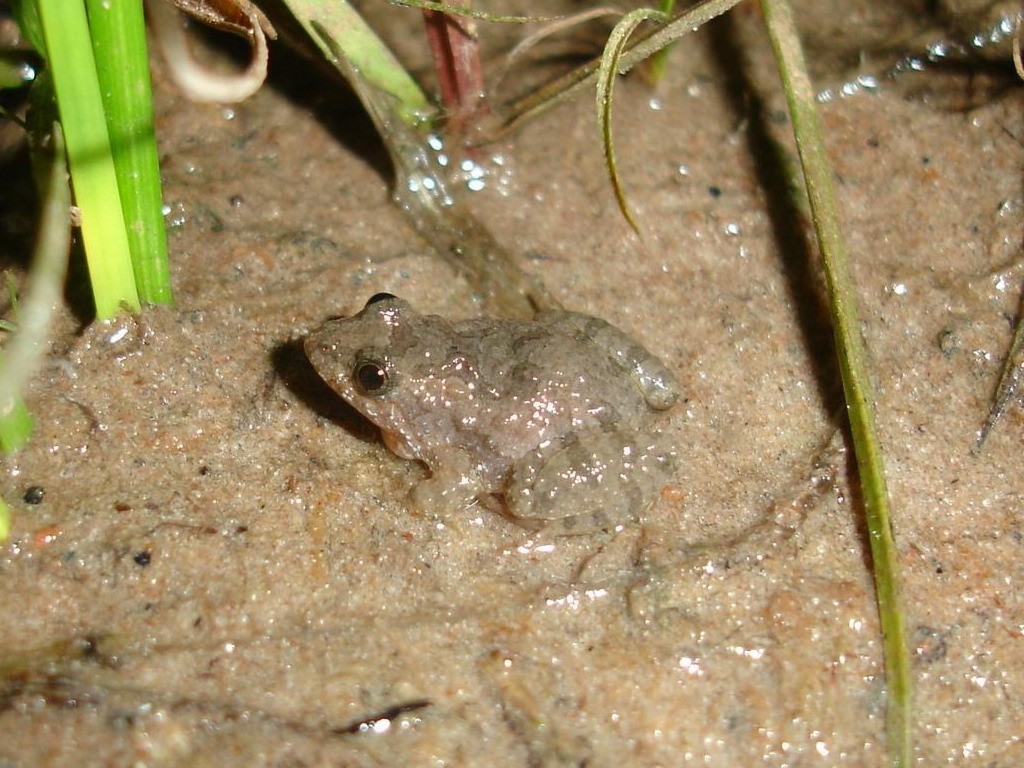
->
[380,427,418,461]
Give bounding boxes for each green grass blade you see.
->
[8,0,43,51]
[0,494,10,542]
[0,396,34,456]
[35,0,140,318]
[487,0,744,137]
[0,120,71,461]
[759,1,912,764]
[281,0,557,317]
[596,8,668,233]
[281,0,434,127]
[86,0,172,306]
[647,0,677,83]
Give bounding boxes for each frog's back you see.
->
[453,315,657,424]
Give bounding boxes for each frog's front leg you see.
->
[504,428,677,535]
[410,449,488,518]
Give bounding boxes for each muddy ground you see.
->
[1,3,1022,766]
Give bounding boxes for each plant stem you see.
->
[36,0,140,318]
[281,0,433,128]
[87,0,173,305]
[596,8,669,233]
[759,0,912,764]
[0,121,70,457]
[0,495,10,542]
[647,0,677,83]
[485,0,744,138]
[0,396,34,455]
[288,0,556,317]
[422,0,486,130]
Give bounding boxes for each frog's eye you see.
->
[353,359,392,396]
[366,292,398,307]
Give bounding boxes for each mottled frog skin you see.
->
[305,293,680,533]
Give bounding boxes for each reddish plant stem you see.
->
[422,4,486,130]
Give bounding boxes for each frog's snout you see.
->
[303,329,337,372]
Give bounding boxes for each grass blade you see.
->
[759,0,912,764]
[486,0,744,138]
[596,8,668,233]
[0,397,34,456]
[282,0,556,317]
[0,495,10,542]
[647,0,677,83]
[35,0,140,318]
[974,289,1024,450]
[282,0,433,127]
[0,121,71,460]
[389,1,556,24]
[87,0,172,305]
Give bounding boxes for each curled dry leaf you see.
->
[170,0,277,40]
[148,0,277,103]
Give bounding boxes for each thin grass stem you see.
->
[0,121,70,453]
[484,0,744,138]
[759,0,912,764]
[87,0,172,305]
[596,8,669,233]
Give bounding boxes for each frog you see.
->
[304,293,680,533]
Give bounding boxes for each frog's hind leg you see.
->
[549,311,680,411]
[505,428,676,535]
